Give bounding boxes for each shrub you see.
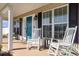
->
[0,51,13,56]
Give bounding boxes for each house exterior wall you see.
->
[21,4,67,41]
[69,3,78,43]
[14,4,64,39]
[16,3,79,44]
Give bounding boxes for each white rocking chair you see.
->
[49,26,77,56]
[27,37,40,50]
[26,29,41,50]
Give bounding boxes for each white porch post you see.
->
[8,7,13,51]
[0,16,2,45]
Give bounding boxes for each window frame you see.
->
[42,4,69,40]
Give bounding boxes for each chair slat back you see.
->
[28,28,41,42]
[63,26,77,44]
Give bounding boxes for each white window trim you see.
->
[42,4,69,39]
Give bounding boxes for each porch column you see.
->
[0,16,2,45]
[8,7,13,51]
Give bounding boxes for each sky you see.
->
[2,20,8,28]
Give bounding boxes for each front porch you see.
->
[0,3,79,56]
[2,37,79,56]
[2,37,48,56]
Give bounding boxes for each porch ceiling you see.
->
[0,3,6,11]
[0,3,49,19]
[0,3,66,19]
[11,3,49,17]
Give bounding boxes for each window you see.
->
[54,6,68,39]
[43,11,52,38]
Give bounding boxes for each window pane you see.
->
[43,25,52,38]
[57,8,63,23]
[54,6,67,23]
[54,24,60,39]
[54,9,58,23]
[54,24,67,39]
[62,6,67,22]
[49,11,52,23]
[54,8,63,23]
[43,11,52,25]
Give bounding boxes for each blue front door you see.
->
[26,16,32,39]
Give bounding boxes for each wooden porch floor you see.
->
[2,38,48,56]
